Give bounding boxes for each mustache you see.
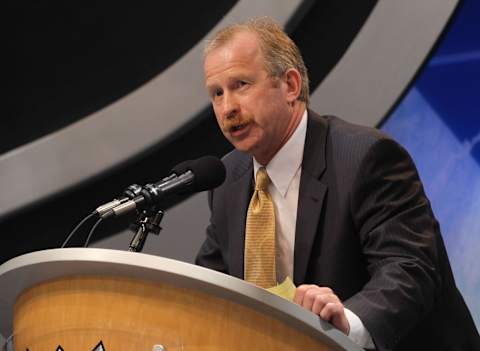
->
[221,115,254,133]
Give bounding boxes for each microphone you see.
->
[94,161,190,217]
[101,156,225,219]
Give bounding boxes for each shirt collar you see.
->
[253,109,307,197]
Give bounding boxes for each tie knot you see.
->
[255,167,271,191]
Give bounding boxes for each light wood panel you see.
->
[13,275,333,351]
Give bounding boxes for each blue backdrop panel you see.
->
[382,0,480,329]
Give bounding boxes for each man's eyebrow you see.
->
[205,83,222,97]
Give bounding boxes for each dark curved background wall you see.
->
[7,1,239,154]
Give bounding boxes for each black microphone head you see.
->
[181,156,226,192]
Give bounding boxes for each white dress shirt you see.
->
[252,109,375,349]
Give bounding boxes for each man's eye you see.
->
[213,89,223,98]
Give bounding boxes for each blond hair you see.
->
[204,17,309,105]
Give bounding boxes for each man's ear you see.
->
[283,68,302,103]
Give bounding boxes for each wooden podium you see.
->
[0,248,361,350]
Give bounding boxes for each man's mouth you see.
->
[222,116,253,135]
[230,123,247,133]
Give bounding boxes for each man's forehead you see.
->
[204,31,266,84]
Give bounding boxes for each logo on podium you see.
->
[26,341,105,351]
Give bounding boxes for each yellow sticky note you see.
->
[266,277,297,301]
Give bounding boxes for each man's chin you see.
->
[229,139,257,155]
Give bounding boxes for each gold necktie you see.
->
[244,167,276,288]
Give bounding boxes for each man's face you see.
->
[204,31,294,164]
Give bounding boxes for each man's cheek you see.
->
[214,115,225,131]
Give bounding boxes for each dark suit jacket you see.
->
[196,112,480,351]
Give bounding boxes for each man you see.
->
[196,18,479,351]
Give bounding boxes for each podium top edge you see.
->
[0,248,361,351]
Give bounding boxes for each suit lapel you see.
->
[227,153,253,279]
[294,112,329,285]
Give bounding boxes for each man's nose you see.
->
[222,92,239,120]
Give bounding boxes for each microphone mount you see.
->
[128,207,164,252]
[126,171,196,252]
